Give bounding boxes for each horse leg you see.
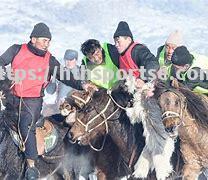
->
[182,163,201,180]
[133,150,151,179]
[96,168,107,180]
[181,144,201,180]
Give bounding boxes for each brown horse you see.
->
[68,83,165,179]
[156,81,208,180]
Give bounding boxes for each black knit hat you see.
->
[171,46,193,66]
[30,22,52,39]
[113,21,133,39]
[64,49,78,61]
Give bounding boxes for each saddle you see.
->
[9,119,58,156]
[36,120,58,155]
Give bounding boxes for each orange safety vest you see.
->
[119,42,140,78]
[12,44,50,97]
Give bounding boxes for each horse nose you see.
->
[165,126,176,133]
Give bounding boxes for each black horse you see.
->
[0,78,97,180]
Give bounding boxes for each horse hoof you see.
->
[25,166,40,180]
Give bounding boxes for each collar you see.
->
[120,41,134,56]
[27,41,47,57]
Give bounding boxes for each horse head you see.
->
[69,83,132,150]
[59,90,94,126]
[155,81,186,138]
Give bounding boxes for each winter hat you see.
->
[166,30,183,46]
[171,46,193,66]
[113,21,133,39]
[30,22,52,39]
[64,49,78,61]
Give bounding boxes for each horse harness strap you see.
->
[77,98,120,133]
[71,94,91,107]
[128,144,137,168]
[107,90,127,110]
[161,91,187,129]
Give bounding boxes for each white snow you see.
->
[0,0,208,65]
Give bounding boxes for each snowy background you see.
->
[0,0,208,65]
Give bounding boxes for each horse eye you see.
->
[175,100,180,106]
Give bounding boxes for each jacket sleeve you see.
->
[184,67,208,90]
[132,44,159,80]
[49,56,83,90]
[132,44,158,68]
[0,44,21,66]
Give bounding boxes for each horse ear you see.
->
[171,78,180,89]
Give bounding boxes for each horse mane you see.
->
[111,84,133,128]
[179,88,208,127]
[155,81,208,128]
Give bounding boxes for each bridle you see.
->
[74,90,127,151]
[159,89,187,131]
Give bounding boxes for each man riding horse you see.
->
[168,45,208,94]
[0,22,96,180]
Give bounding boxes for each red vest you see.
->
[12,44,50,97]
[119,42,140,78]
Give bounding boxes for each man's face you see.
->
[114,36,132,54]
[65,59,77,69]
[31,37,50,51]
[165,43,177,61]
[87,48,103,64]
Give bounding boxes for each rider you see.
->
[57,49,80,103]
[156,30,183,80]
[113,21,159,95]
[81,39,119,90]
[169,46,208,94]
[0,22,96,179]
[157,30,183,69]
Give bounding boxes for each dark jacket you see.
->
[0,42,83,91]
[171,66,208,90]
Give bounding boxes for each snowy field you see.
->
[0,0,208,64]
[0,0,208,179]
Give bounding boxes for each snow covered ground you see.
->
[0,0,208,179]
[0,0,208,65]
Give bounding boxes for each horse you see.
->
[0,78,96,180]
[60,89,135,180]
[0,78,71,179]
[68,82,165,179]
[155,81,208,180]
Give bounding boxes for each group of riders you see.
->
[0,21,208,180]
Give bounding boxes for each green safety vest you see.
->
[158,46,172,80]
[83,43,118,89]
[180,53,208,94]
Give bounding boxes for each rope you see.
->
[107,90,127,110]
[17,83,35,152]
